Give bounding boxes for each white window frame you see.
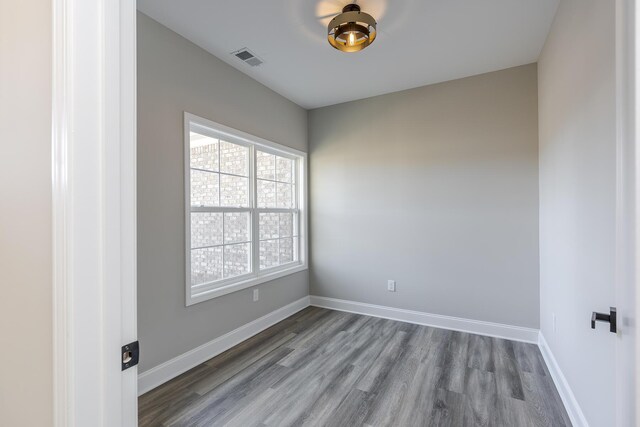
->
[184,112,308,305]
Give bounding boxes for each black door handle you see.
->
[591,307,616,333]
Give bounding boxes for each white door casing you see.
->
[52,0,137,425]
[615,0,638,425]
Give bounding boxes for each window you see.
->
[185,113,307,305]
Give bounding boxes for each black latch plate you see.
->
[122,341,139,371]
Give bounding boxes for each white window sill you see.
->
[186,263,308,306]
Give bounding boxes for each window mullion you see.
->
[250,145,259,275]
[250,145,256,210]
[274,158,278,209]
[217,139,221,207]
[219,139,224,278]
[277,213,281,265]
[222,212,225,278]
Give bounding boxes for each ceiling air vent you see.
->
[231,48,263,67]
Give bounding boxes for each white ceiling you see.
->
[137,0,559,109]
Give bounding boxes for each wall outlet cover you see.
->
[387,280,396,292]
[253,289,259,302]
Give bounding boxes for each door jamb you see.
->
[615,0,638,425]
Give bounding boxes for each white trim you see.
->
[309,296,539,343]
[52,0,71,423]
[538,333,589,427]
[138,296,311,395]
[615,1,639,425]
[185,112,307,158]
[635,2,640,420]
[188,264,308,304]
[111,0,138,424]
[52,0,137,425]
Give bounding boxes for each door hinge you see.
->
[121,341,139,371]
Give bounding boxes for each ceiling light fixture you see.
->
[327,4,377,53]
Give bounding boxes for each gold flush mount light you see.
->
[328,4,377,53]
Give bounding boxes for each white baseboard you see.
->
[538,332,589,427]
[137,296,310,396]
[309,295,539,343]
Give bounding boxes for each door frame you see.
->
[52,0,137,425]
[615,0,639,425]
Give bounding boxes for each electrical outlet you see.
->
[253,289,259,302]
[387,280,396,292]
[552,313,556,333]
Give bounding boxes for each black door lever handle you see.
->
[591,307,616,333]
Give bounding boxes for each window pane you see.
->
[191,212,222,248]
[220,140,248,176]
[259,213,279,240]
[257,151,275,180]
[257,179,276,208]
[224,212,250,244]
[259,239,278,270]
[220,174,249,207]
[279,238,294,264]
[191,170,219,207]
[276,156,293,183]
[191,247,223,286]
[190,132,218,171]
[224,243,250,278]
[279,213,293,238]
[276,183,293,208]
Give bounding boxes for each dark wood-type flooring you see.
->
[139,307,571,427]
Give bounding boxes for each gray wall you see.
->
[309,64,540,328]
[137,13,308,372]
[538,0,616,424]
[0,0,53,425]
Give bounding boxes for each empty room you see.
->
[2,0,639,426]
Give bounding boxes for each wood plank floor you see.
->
[139,307,571,427]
